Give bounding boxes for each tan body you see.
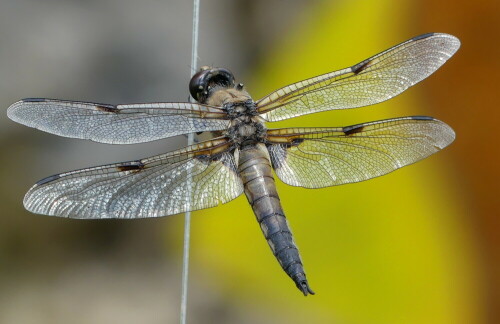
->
[207,88,314,295]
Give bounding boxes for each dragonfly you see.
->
[7,33,460,295]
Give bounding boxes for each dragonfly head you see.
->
[189,66,235,103]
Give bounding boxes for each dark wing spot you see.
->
[117,161,145,172]
[352,59,372,75]
[193,154,211,164]
[96,104,119,113]
[412,33,435,41]
[23,98,46,102]
[291,138,304,146]
[410,116,434,121]
[35,174,61,186]
[343,125,365,136]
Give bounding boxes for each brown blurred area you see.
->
[417,0,499,322]
[0,0,498,323]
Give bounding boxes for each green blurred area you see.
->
[188,1,484,323]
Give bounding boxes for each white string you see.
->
[180,0,199,323]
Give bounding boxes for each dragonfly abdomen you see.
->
[237,143,314,296]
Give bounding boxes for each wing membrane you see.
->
[24,138,243,218]
[257,33,460,121]
[266,117,455,188]
[7,98,229,144]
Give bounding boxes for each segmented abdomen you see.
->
[237,143,314,295]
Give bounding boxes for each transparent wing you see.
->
[23,138,243,218]
[256,33,460,121]
[7,98,229,144]
[266,117,455,188]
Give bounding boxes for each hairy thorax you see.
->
[207,87,267,147]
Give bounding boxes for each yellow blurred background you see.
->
[0,0,497,323]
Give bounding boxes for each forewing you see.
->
[256,33,460,121]
[23,138,243,218]
[7,98,229,144]
[266,117,455,188]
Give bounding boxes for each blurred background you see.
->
[0,0,497,323]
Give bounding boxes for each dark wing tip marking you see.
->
[35,174,61,186]
[412,32,435,41]
[351,59,372,75]
[343,125,365,136]
[117,161,146,172]
[96,104,119,113]
[409,115,435,121]
[22,98,47,102]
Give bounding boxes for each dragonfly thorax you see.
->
[226,117,266,147]
[205,86,265,146]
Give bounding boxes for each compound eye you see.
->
[188,67,235,103]
[212,68,235,88]
[189,69,210,103]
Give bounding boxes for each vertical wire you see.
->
[180,0,199,323]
